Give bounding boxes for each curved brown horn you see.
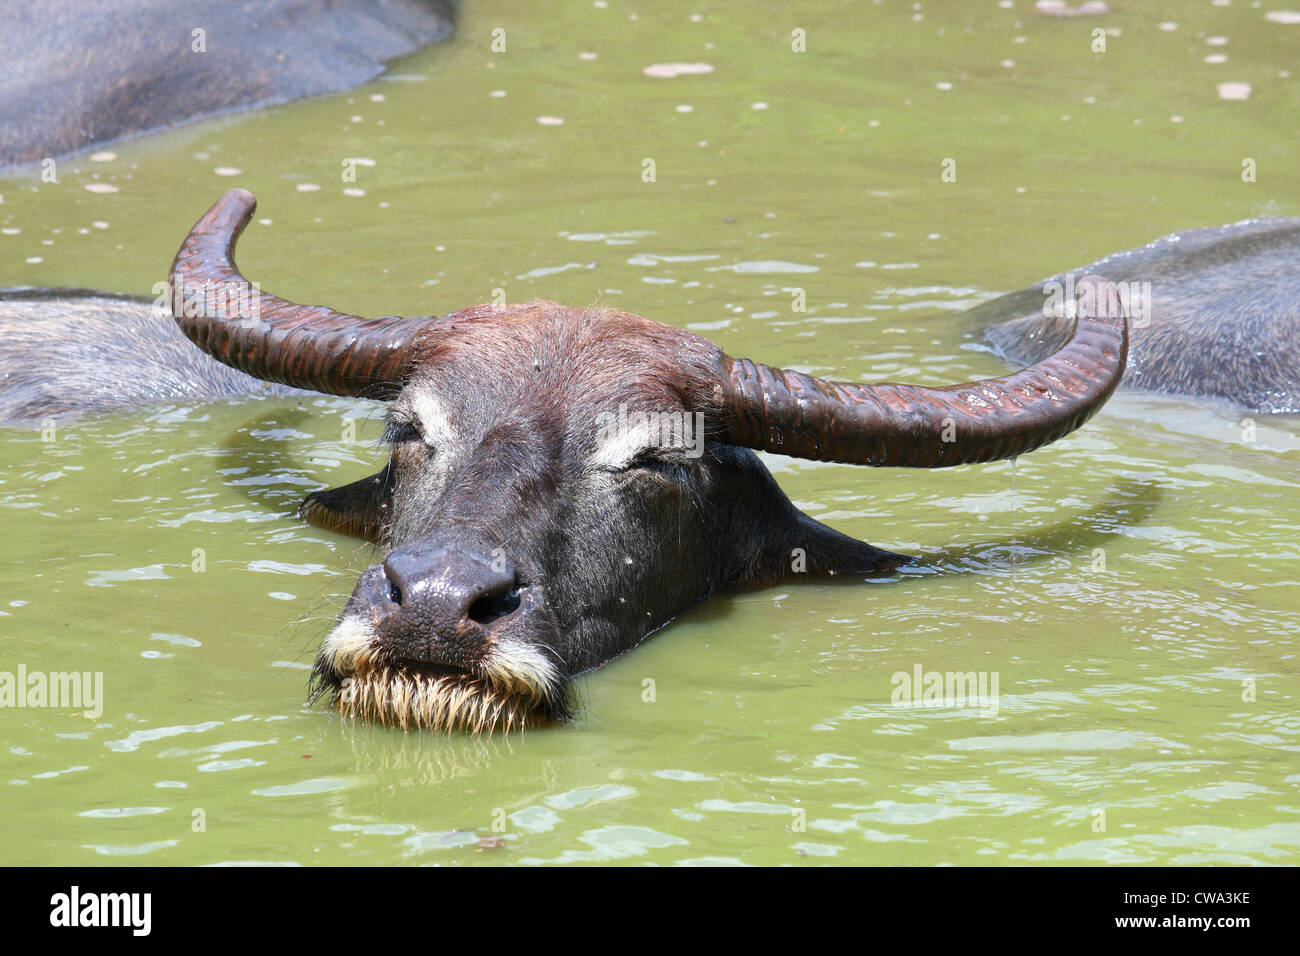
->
[168,189,431,398]
[715,274,1127,467]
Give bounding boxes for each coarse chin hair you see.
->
[308,615,571,734]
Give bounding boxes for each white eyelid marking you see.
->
[590,417,659,471]
[408,391,455,448]
[589,406,707,470]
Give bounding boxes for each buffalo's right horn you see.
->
[715,274,1127,467]
[168,188,431,398]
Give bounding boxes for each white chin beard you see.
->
[314,615,563,733]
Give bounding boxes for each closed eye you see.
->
[625,448,693,483]
[382,421,423,445]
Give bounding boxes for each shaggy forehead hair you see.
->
[404,302,724,438]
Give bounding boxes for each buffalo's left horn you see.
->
[168,189,430,397]
[715,274,1127,467]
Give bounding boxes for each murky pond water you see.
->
[2,1,1298,865]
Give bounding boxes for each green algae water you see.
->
[2,0,1298,865]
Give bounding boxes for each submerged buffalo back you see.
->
[969,218,1300,413]
[0,289,302,423]
[0,0,456,168]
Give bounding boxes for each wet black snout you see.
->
[370,543,522,665]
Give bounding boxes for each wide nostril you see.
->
[378,544,522,642]
[468,584,522,625]
[381,557,410,606]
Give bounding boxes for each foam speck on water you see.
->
[642,62,714,78]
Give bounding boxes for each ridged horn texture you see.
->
[716,274,1128,467]
[168,188,431,398]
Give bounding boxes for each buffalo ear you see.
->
[298,465,391,543]
[762,512,908,580]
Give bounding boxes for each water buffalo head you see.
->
[169,189,1128,733]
